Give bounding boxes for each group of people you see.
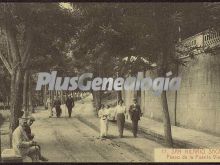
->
[12,114,48,161]
[46,94,75,118]
[11,97,142,161]
[98,98,142,138]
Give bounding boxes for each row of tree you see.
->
[0,2,219,147]
[66,3,220,147]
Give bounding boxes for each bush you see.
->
[0,105,10,110]
[0,110,10,123]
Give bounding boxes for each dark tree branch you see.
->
[0,51,12,75]
[4,5,21,63]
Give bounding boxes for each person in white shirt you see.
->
[114,100,126,138]
[46,97,52,117]
[98,104,109,138]
[12,118,41,161]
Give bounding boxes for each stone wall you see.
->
[176,52,220,135]
[122,52,220,135]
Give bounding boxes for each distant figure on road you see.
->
[46,97,51,110]
[46,97,53,117]
[129,98,142,137]
[53,96,62,118]
[114,100,126,138]
[98,104,109,138]
[24,116,48,161]
[12,118,42,161]
[65,94,75,118]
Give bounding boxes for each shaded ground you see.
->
[1,95,165,162]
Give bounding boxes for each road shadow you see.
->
[105,135,134,140]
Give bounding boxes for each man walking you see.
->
[129,98,142,137]
[53,96,62,118]
[65,94,75,118]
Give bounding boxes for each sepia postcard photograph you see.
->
[0,1,220,163]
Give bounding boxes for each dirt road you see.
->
[1,95,165,162]
[31,95,165,162]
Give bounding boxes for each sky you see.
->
[59,3,73,10]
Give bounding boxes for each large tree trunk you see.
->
[117,91,122,102]
[40,88,44,106]
[159,52,174,147]
[7,96,9,107]
[60,90,63,104]
[161,91,173,147]
[28,73,33,114]
[137,90,141,106]
[2,5,33,147]
[9,67,24,147]
[92,90,102,114]
[23,70,29,117]
[44,85,47,109]
[51,90,54,107]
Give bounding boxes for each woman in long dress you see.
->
[98,105,109,138]
[114,100,126,138]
